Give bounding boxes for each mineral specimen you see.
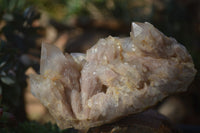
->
[30,22,196,130]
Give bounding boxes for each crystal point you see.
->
[131,22,143,37]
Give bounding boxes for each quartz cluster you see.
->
[30,22,196,130]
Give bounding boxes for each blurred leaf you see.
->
[0,121,75,133]
[66,0,85,16]
[0,40,6,50]
[0,61,6,68]
[16,0,25,9]
[1,76,15,85]
[0,85,2,103]
[8,0,17,12]
[2,13,14,21]
[0,111,13,122]
[0,0,8,11]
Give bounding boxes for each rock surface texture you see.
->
[30,22,196,130]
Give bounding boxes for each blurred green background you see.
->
[0,0,199,132]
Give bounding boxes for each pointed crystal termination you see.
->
[30,22,196,130]
[131,22,143,37]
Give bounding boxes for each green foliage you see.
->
[26,0,67,20]
[65,0,86,17]
[63,0,154,22]
[22,0,154,22]
[0,0,42,123]
[0,0,26,14]
[0,40,25,128]
[0,40,26,109]
[0,121,78,133]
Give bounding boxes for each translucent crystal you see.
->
[30,22,196,130]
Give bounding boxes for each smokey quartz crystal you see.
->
[30,22,196,130]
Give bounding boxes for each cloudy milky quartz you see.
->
[30,22,196,130]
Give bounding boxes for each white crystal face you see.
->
[132,22,143,37]
[30,22,196,130]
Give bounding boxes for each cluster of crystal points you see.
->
[30,22,196,130]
